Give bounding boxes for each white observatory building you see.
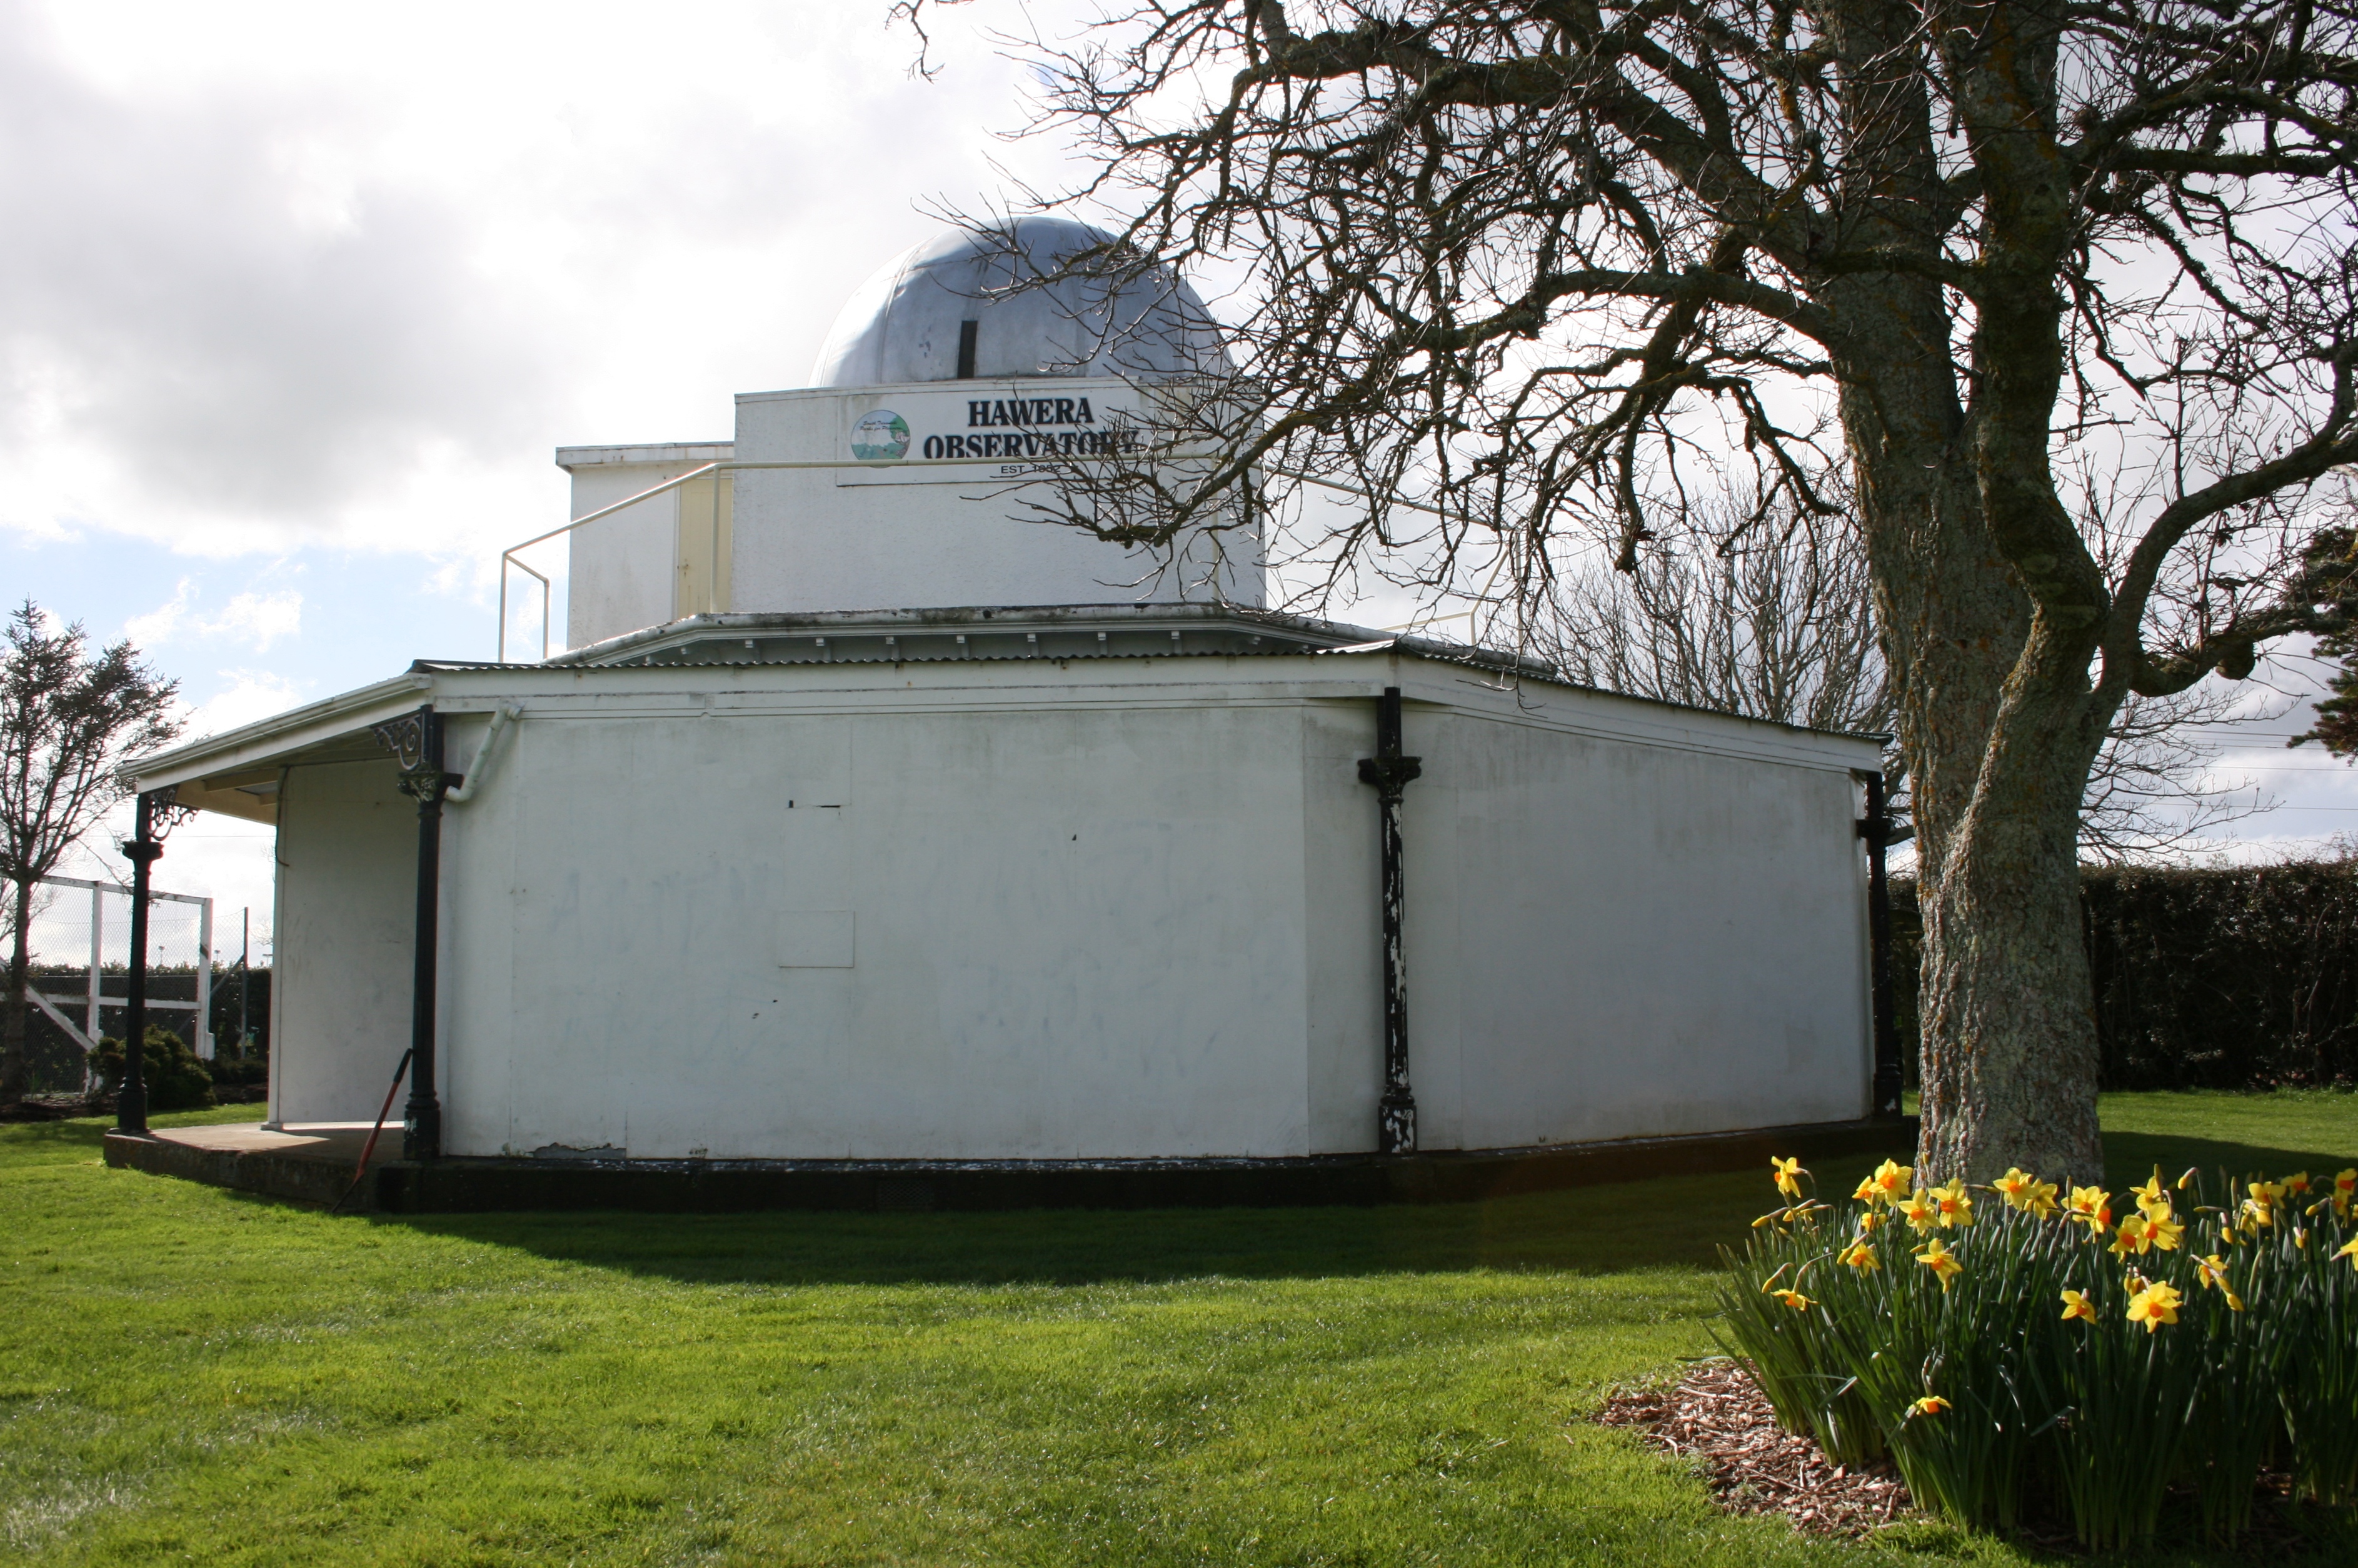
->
[123,218,1897,1197]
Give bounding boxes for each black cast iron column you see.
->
[116,791,163,1134]
[1859,771,1903,1119]
[374,706,448,1159]
[1358,686,1423,1154]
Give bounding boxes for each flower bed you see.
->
[1718,1157,2358,1549]
[1596,1359,1915,1537]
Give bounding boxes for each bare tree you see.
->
[907,0,2358,1179]
[1548,502,1890,734]
[1549,494,2276,859]
[1,602,181,1104]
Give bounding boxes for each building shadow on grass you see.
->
[39,1109,2344,1289]
[366,1131,2358,1291]
[366,1163,1773,1289]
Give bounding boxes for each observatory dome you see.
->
[810,216,1232,387]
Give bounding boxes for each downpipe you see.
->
[366,703,521,1165]
[1358,686,1423,1154]
[1858,771,1904,1119]
[444,705,520,804]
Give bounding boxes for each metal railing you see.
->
[496,454,1488,662]
[499,456,1063,662]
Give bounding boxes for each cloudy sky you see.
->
[2,0,1091,949]
[5,0,2357,960]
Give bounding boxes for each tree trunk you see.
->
[1828,266,2110,1185]
[2,878,31,1104]
[1913,671,2110,1184]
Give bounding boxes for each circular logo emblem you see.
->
[850,409,911,461]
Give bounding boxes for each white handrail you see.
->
[498,456,1096,662]
[494,455,1451,662]
[1382,609,1477,637]
[500,463,720,662]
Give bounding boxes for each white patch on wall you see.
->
[776,909,855,968]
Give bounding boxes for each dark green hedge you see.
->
[1892,861,2358,1091]
[88,1027,214,1111]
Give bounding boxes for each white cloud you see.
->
[123,579,194,645]
[186,667,304,738]
[207,591,301,652]
[123,580,301,652]
[0,0,1076,567]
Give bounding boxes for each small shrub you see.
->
[206,1055,268,1089]
[87,1027,214,1111]
[1717,1158,2358,1549]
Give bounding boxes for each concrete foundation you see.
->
[104,1116,1914,1214]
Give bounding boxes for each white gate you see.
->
[19,876,214,1082]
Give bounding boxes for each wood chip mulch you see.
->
[1594,1358,1917,1538]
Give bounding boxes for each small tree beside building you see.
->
[0,601,181,1105]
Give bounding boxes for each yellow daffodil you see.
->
[1992,1168,2037,1207]
[2334,1236,2358,1272]
[2060,1289,2096,1322]
[1934,1179,1975,1229]
[2144,1209,2185,1252]
[2194,1254,2245,1311]
[1908,1395,1950,1417]
[2066,1186,2112,1236]
[1771,1289,1813,1311]
[2247,1181,2285,1224]
[1867,1159,1913,1205]
[1900,1189,1942,1234]
[2177,1167,2199,1192]
[2334,1169,2355,1218]
[2130,1168,2169,1218]
[1852,1174,1880,1202]
[1915,1237,1964,1291]
[2127,1281,2183,1332]
[2109,1214,2153,1258]
[1772,1156,1807,1199]
[2285,1172,2313,1197]
[1857,1210,1883,1235]
[1839,1240,1880,1271]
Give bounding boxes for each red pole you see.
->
[333,1048,411,1213]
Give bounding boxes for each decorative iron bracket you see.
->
[373,709,448,801]
[149,784,199,843]
[116,785,193,862]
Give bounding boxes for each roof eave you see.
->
[124,671,432,793]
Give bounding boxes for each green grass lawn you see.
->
[2,1096,2354,1567]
